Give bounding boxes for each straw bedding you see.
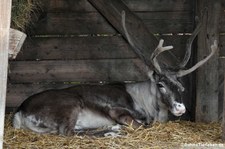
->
[11,0,41,31]
[3,114,224,149]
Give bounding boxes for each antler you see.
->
[178,18,202,68]
[150,39,173,74]
[178,9,207,68]
[122,10,174,74]
[176,40,218,77]
[121,10,147,64]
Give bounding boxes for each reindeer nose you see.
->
[175,103,186,114]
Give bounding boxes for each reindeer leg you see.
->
[108,107,142,129]
[58,106,81,136]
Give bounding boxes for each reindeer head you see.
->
[121,10,218,117]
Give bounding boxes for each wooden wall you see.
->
[218,1,225,121]
[7,0,223,121]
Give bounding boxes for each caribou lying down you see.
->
[13,12,218,136]
[13,39,217,136]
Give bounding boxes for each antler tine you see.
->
[121,10,147,63]
[122,10,173,74]
[121,11,135,49]
[176,40,218,77]
[178,8,207,68]
[178,19,202,68]
[150,39,173,74]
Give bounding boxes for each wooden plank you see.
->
[0,0,11,148]
[219,2,225,32]
[41,0,193,12]
[218,58,225,121]
[223,73,225,140]
[88,0,190,69]
[195,0,221,122]
[16,36,137,60]
[219,35,225,56]
[6,83,76,107]
[8,59,149,83]
[16,35,189,61]
[30,12,193,35]
[220,12,225,32]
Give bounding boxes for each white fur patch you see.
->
[170,101,186,116]
[74,109,115,130]
[13,112,22,129]
[13,112,57,134]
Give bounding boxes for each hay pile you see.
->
[3,115,224,149]
[11,0,42,31]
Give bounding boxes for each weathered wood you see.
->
[221,13,225,32]
[223,73,225,140]
[17,36,137,60]
[8,59,149,83]
[219,58,225,121]
[41,0,193,12]
[219,35,225,56]
[16,35,189,61]
[0,0,11,148]
[9,28,26,59]
[30,12,193,35]
[195,0,221,122]
[6,83,76,107]
[221,1,225,32]
[88,0,187,69]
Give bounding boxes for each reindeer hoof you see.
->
[104,131,121,137]
[111,124,122,131]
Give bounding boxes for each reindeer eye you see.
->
[157,82,167,94]
[157,82,164,88]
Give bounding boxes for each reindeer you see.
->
[13,11,218,136]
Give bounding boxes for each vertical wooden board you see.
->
[223,73,225,140]
[219,35,225,56]
[220,36,225,119]
[0,0,11,148]
[220,13,225,32]
[219,58,225,121]
[195,0,221,122]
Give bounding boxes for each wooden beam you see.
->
[87,0,179,69]
[0,0,11,148]
[195,0,221,122]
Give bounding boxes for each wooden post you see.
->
[222,74,225,140]
[0,0,12,148]
[195,0,221,122]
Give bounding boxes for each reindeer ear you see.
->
[152,71,159,81]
